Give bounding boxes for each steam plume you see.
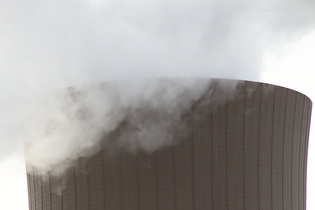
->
[0,0,315,176]
[24,79,240,175]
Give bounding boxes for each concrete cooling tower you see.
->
[26,79,312,210]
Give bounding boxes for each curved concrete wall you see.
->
[27,80,312,210]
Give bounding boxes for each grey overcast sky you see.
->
[0,0,315,209]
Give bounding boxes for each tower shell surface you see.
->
[26,80,312,210]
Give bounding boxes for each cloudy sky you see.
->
[0,0,315,209]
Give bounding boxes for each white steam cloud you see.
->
[24,79,239,175]
[1,0,315,175]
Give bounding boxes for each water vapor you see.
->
[24,79,239,175]
[1,0,315,176]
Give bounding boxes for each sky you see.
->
[0,0,315,209]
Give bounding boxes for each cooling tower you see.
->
[26,79,312,210]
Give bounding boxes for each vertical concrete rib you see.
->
[270,85,276,210]
[257,84,262,210]
[40,177,43,210]
[27,174,32,210]
[225,101,229,210]
[243,82,247,210]
[86,160,90,210]
[33,174,36,210]
[73,168,76,210]
[172,146,176,210]
[297,97,305,210]
[210,112,214,210]
[282,88,288,210]
[101,140,105,209]
[291,92,297,210]
[48,175,52,210]
[155,152,159,210]
[191,117,195,210]
[119,154,122,210]
[303,99,312,210]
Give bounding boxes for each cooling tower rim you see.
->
[206,77,312,104]
[46,77,313,104]
[242,79,312,103]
